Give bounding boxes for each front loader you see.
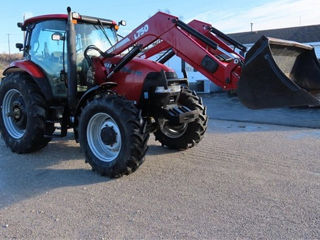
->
[0,8,319,178]
[141,18,320,109]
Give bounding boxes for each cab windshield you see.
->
[75,22,118,52]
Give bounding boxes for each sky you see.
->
[0,0,319,53]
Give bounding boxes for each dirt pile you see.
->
[0,54,22,77]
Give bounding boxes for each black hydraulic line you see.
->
[158,49,175,64]
[173,19,218,50]
[156,48,172,62]
[210,27,247,52]
[107,44,143,79]
[181,60,188,78]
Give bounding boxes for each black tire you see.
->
[78,94,149,178]
[0,73,51,153]
[154,88,208,150]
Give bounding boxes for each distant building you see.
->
[228,24,320,58]
[163,24,320,93]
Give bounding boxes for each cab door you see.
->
[27,20,67,98]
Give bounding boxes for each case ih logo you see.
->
[134,24,149,40]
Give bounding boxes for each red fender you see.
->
[3,60,55,101]
[3,60,45,78]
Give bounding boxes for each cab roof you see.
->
[22,14,116,28]
[23,14,68,27]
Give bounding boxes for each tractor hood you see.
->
[101,56,176,101]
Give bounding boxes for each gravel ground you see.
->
[203,93,320,128]
[0,118,320,239]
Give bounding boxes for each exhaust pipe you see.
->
[66,7,77,112]
[238,36,320,109]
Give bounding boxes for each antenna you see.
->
[23,14,26,40]
[250,22,253,32]
[7,33,11,56]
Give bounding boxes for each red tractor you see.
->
[1,8,320,177]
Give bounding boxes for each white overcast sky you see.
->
[191,0,320,33]
[0,0,319,53]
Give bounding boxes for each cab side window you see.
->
[28,20,67,97]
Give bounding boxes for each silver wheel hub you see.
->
[159,118,188,139]
[87,113,121,163]
[2,89,26,139]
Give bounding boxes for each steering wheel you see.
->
[84,45,114,66]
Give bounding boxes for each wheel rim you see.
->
[87,112,121,162]
[159,119,188,139]
[2,89,26,139]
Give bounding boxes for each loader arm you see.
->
[106,12,320,109]
[141,19,246,61]
[106,12,242,90]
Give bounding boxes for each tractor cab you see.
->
[18,14,119,98]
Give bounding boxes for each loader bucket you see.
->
[237,36,320,109]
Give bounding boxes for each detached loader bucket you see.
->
[238,36,320,109]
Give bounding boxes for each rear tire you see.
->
[0,73,51,153]
[154,88,208,150]
[79,94,149,178]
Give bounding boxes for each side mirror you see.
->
[16,43,23,51]
[51,32,65,41]
[17,22,26,31]
[118,20,126,26]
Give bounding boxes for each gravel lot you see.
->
[0,116,320,239]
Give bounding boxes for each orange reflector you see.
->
[72,19,77,24]
[114,25,119,31]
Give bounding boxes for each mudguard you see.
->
[3,60,54,101]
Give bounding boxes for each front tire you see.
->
[0,73,51,153]
[154,88,208,150]
[79,94,149,178]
